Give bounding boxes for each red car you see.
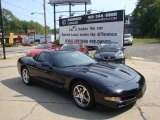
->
[61,43,89,55]
[27,44,60,57]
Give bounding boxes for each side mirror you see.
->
[123,47,126,50]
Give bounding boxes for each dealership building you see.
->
[0,34,26,44]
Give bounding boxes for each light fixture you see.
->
[104,97,121,102]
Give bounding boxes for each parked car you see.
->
[61,43,89,55]
[124,34,133,45]
[17,51,146,110]
[94,42,125,64]
[36,43,60,50]
[26,43,60,57]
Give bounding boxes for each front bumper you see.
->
[93,81,146,108]
[97,58,125,64]
[124,40,132,44]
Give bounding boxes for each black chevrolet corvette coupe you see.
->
[17,50,146,110]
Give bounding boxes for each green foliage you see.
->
[133,38,160,44]
[53,39,60,45]
[4,43,18,47]
[133,0,160,37]
[5,43,12,47]
[2,8,54,35]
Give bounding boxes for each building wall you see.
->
[35,34,54,43]
[0,34,25,44]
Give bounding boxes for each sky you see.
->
[2,0,137,29]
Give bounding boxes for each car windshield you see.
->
[99,43,121,51]
[53,51,97,67]
[124,34,131,38]
[36,44,52,49]
[61,44,79,50]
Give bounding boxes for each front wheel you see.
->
[21,67,32,85]
[71,81,95,110]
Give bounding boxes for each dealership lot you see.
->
[125,44,160,63]
[0,53,160,120]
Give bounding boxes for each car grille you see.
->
[103,56,115,60]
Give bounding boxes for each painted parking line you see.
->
[131,57,145,60]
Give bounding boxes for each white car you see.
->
[124,34,133,45]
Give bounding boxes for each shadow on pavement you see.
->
[2,77,133,119]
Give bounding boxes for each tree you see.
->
[133,0,160,37]
[2,8,52,35]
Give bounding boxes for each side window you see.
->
[37,52,53,65]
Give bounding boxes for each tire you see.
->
[71,81,95,110]
[21,67,32,85]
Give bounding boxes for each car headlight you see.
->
[94,54,101,59]
[104,97,121,102]
[117,53,124,58]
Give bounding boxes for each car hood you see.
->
[95,50,123,59]
[66,63,138,87]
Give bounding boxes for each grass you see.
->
[89,50,95,58]
[133,38,160,44]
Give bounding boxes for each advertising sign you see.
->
[9,33,14,44]
[59,10,125,47]
[49,0,91,4]
[27,29,36,35]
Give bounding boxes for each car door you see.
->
[32,52,59,86]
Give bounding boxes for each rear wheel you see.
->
[21,67,32,85]
[71,81,95,110]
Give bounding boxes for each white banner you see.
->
[59,10,125,47]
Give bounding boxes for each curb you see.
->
[0,53,26,59]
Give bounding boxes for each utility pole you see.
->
[0,0,6,59]
[43,0,47,43]
[53,4,56,41]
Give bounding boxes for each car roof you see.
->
[101,42,119,45]
[124,34,131,35]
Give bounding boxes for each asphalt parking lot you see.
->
[0,52,160,120]
[125,44,160,63]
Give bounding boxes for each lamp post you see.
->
[53,4,56,41]
[43,0,47,43]
[0,0,6,59]
[31,0,47,43]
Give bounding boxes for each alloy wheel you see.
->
[22,68,30,84]
[73,85,90,107]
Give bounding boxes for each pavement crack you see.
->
[135,104,148,120]
[20,103,38,120]
[140,103,160,107]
